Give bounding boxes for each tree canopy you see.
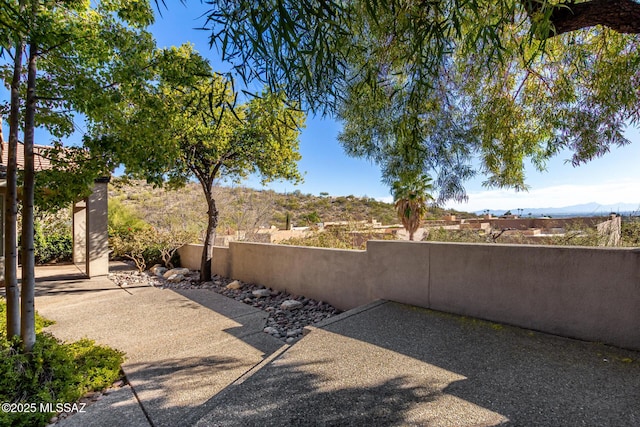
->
[203,0,640,201]
[0,0,156,210]
[88,44,305,279]
[0,0,156,349]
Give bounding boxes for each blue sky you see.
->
[4,2,639,213]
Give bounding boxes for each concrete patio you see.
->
[32,263,640,426]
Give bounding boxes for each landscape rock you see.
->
[281,300,303,311]
[154,267,168,277]
[263,327,279,335]
[163,268,190,278]
[252,289,271,297]
[166,274,184,283]
[226,280,242,290]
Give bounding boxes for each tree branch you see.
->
[523,0,640,37]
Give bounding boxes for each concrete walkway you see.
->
[34,263,640,426]
[35,263,283,427]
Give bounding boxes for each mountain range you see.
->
[478,202,640,217]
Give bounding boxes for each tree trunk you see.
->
[4,39,23,339]
[409,231,414,241]
[200,187,218,282]
[523,0,640,37]
[21,39,37,352]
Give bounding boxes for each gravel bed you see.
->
[108,267,342,344]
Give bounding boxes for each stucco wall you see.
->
[177,244,203,271]
[177,244,231,277]
[178,240,640,350]
[228,243,370,310]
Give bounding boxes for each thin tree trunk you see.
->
[5,39,23,339]
[21,38,37,352]
[200,186,218,282]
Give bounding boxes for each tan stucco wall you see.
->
[178,240,640,350]
[228,242,370,309]
[177,244,204,271]
[86,181,109,276]
[416,242,640,350]
[73,181,109,277]
[177,244,231,277]
[73,201,87,266]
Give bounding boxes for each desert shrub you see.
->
[621,217,640,247]
[108,198,150,237]
[423,227,488,243]
[110,227,161,272]
[281,224,395,250]
[110,227,197,271]
[0,300,124,427]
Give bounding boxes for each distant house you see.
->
[0,141,109,278]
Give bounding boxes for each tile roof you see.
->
[1,141,54,171]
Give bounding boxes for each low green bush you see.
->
[34,230,73,264]
[21,208,74,265]
[0,300,125,427]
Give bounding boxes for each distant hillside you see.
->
[109,179,477,233]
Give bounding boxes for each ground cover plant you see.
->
[0,300,125,427]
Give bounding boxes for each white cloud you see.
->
[444,179,640,212]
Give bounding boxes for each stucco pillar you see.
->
[72,178,109,277]
[73,200,87,274]
[86,178,109,277]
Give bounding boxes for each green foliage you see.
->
[0,0,156,209]
[108,199,160,271]
[621,217,640,247]
[546,227,606,247]
[34,228,72,265]
[0,300,124,427]
[299,211,321,225]
[0,299,54,334]
[90,44,305,279]
[90,44,305,190]
[205,0,640,200]
[108,198,151,237]
[392,174,434,240]
[24,208,74,265]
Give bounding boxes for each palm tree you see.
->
[392,174,434,241]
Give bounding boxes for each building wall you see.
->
[178,240,640,350]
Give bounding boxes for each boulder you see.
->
[280,300,303,311]
[152,266,168,277]
[163,268,190,278]
[226,280,242,290]
[166,274,184,283]
[252,289,271,297]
